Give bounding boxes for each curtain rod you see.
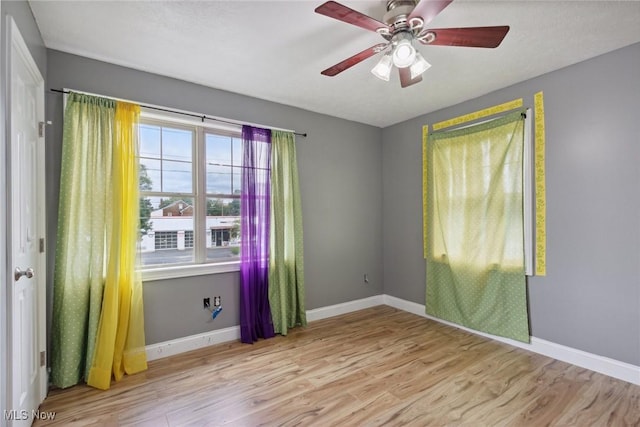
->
[49,88,308,138]
[429,109,527,136]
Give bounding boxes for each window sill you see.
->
[140,261,240,282]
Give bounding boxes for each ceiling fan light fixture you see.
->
[409,52,431,79]
[371,53,393,81]
[392,37,416,68]
[314,0,511,88]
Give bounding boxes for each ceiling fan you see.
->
[315,0,510,88]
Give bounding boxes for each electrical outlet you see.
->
[203,298,210,309]
[213,296,221,307]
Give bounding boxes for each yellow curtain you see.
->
[87,101,147,390]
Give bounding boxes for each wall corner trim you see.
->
[144,294,640,386]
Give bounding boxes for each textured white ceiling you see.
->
[30,1,640,127]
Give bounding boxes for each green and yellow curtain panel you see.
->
[424,110,529,342]
[269,130,306,335]
[51,92,147,390]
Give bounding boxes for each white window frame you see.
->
[523,108,533,276]
[139,109,243,281]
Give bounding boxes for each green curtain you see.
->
[425,110,529,342]
[269,130,306,335]
[51,93,115,387]
[51,93,147,389]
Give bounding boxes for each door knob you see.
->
[14,267,34,281]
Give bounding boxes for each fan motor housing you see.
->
[386,0,418,12]
[384,0,418,30]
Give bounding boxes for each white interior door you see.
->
[6,16,47,426]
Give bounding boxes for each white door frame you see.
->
[1,3,7,424]
[4,14,48,419]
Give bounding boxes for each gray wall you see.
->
[44,39,640,365]
[1,0,46,422]
[382,42,640,366]
[45,50,383,345]
[1,1,46,73]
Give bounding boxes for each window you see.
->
[205,132,242,261]
[428,110,533,274]
[184,230,194,248]
[154,231,177,250]
[138,115,243,272]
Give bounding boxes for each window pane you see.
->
[139,196,154,237]
[232,137,242,167]
[139,196,194,266]
[206,197,240,262]
[207,164,232,194]
[162,127,192,161]
[139,124,161,159]
[232,167,241,195]
[139,123,193,194]
[206,134,232,166]
[139,160,160,192]
[162,160,193,193]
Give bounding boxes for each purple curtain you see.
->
[240,126,275,343]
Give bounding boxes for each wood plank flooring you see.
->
[35,306,640,426]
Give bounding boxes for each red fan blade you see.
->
[408,0,453,27]
[399,67,423,88]
[420,26,510,48]
[315,1,388,33]
[321,43,387,77]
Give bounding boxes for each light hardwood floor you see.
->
[35,306,639,426]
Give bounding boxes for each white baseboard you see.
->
[144,293,640,385]
[145,326,240,361]
[306,295,384,322]
[145,295,383,362]
[383,294,640,385]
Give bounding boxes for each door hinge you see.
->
[38,121,45,137]
[39,238,45,253]
[40,351,46,367]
